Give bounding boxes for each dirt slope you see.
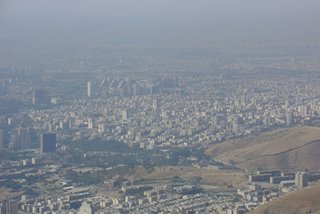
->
[252,183,320,214]
[205,126,320,170]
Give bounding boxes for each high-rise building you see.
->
[0,129,3,150]
[87,81,91,97]
[17,128,31,150]
[79,201,93,214]
[0,199,18,214]
[298,105,308,118]
[152,98,160,114]
[40,133,56,154]
[32,89,50,105]
[8,129,19,150]
[286,112,293,126]
[0,202,4,214]
[87,118,93,129]
[122,110,128,122]
[295,172,309,189]
[132,84,141,96]
[7,200,18,214]
[7,128,31,150]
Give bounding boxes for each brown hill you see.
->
[252,183,320,214]
[205,126,320,171]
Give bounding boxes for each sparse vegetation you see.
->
[206,126,320,170]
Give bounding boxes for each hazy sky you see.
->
[1,0,320,58]
[2,0,319,20]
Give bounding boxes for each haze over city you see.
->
[1,1,320,214]
[1,0,320,62]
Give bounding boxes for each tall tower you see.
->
[40,133,57,154]
[32,89,50,105]
[0,129,3,150]
[0,199,18,214]
[295,172,309,189]
[122,110,128,122]
[286,112,293,126]
[17,128,31,150]
[152,98,160,114]
[87,81,92,98]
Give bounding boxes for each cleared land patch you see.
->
[133,166,246,187]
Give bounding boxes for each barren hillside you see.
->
[205,126,320,170]
[252,183,320,214]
